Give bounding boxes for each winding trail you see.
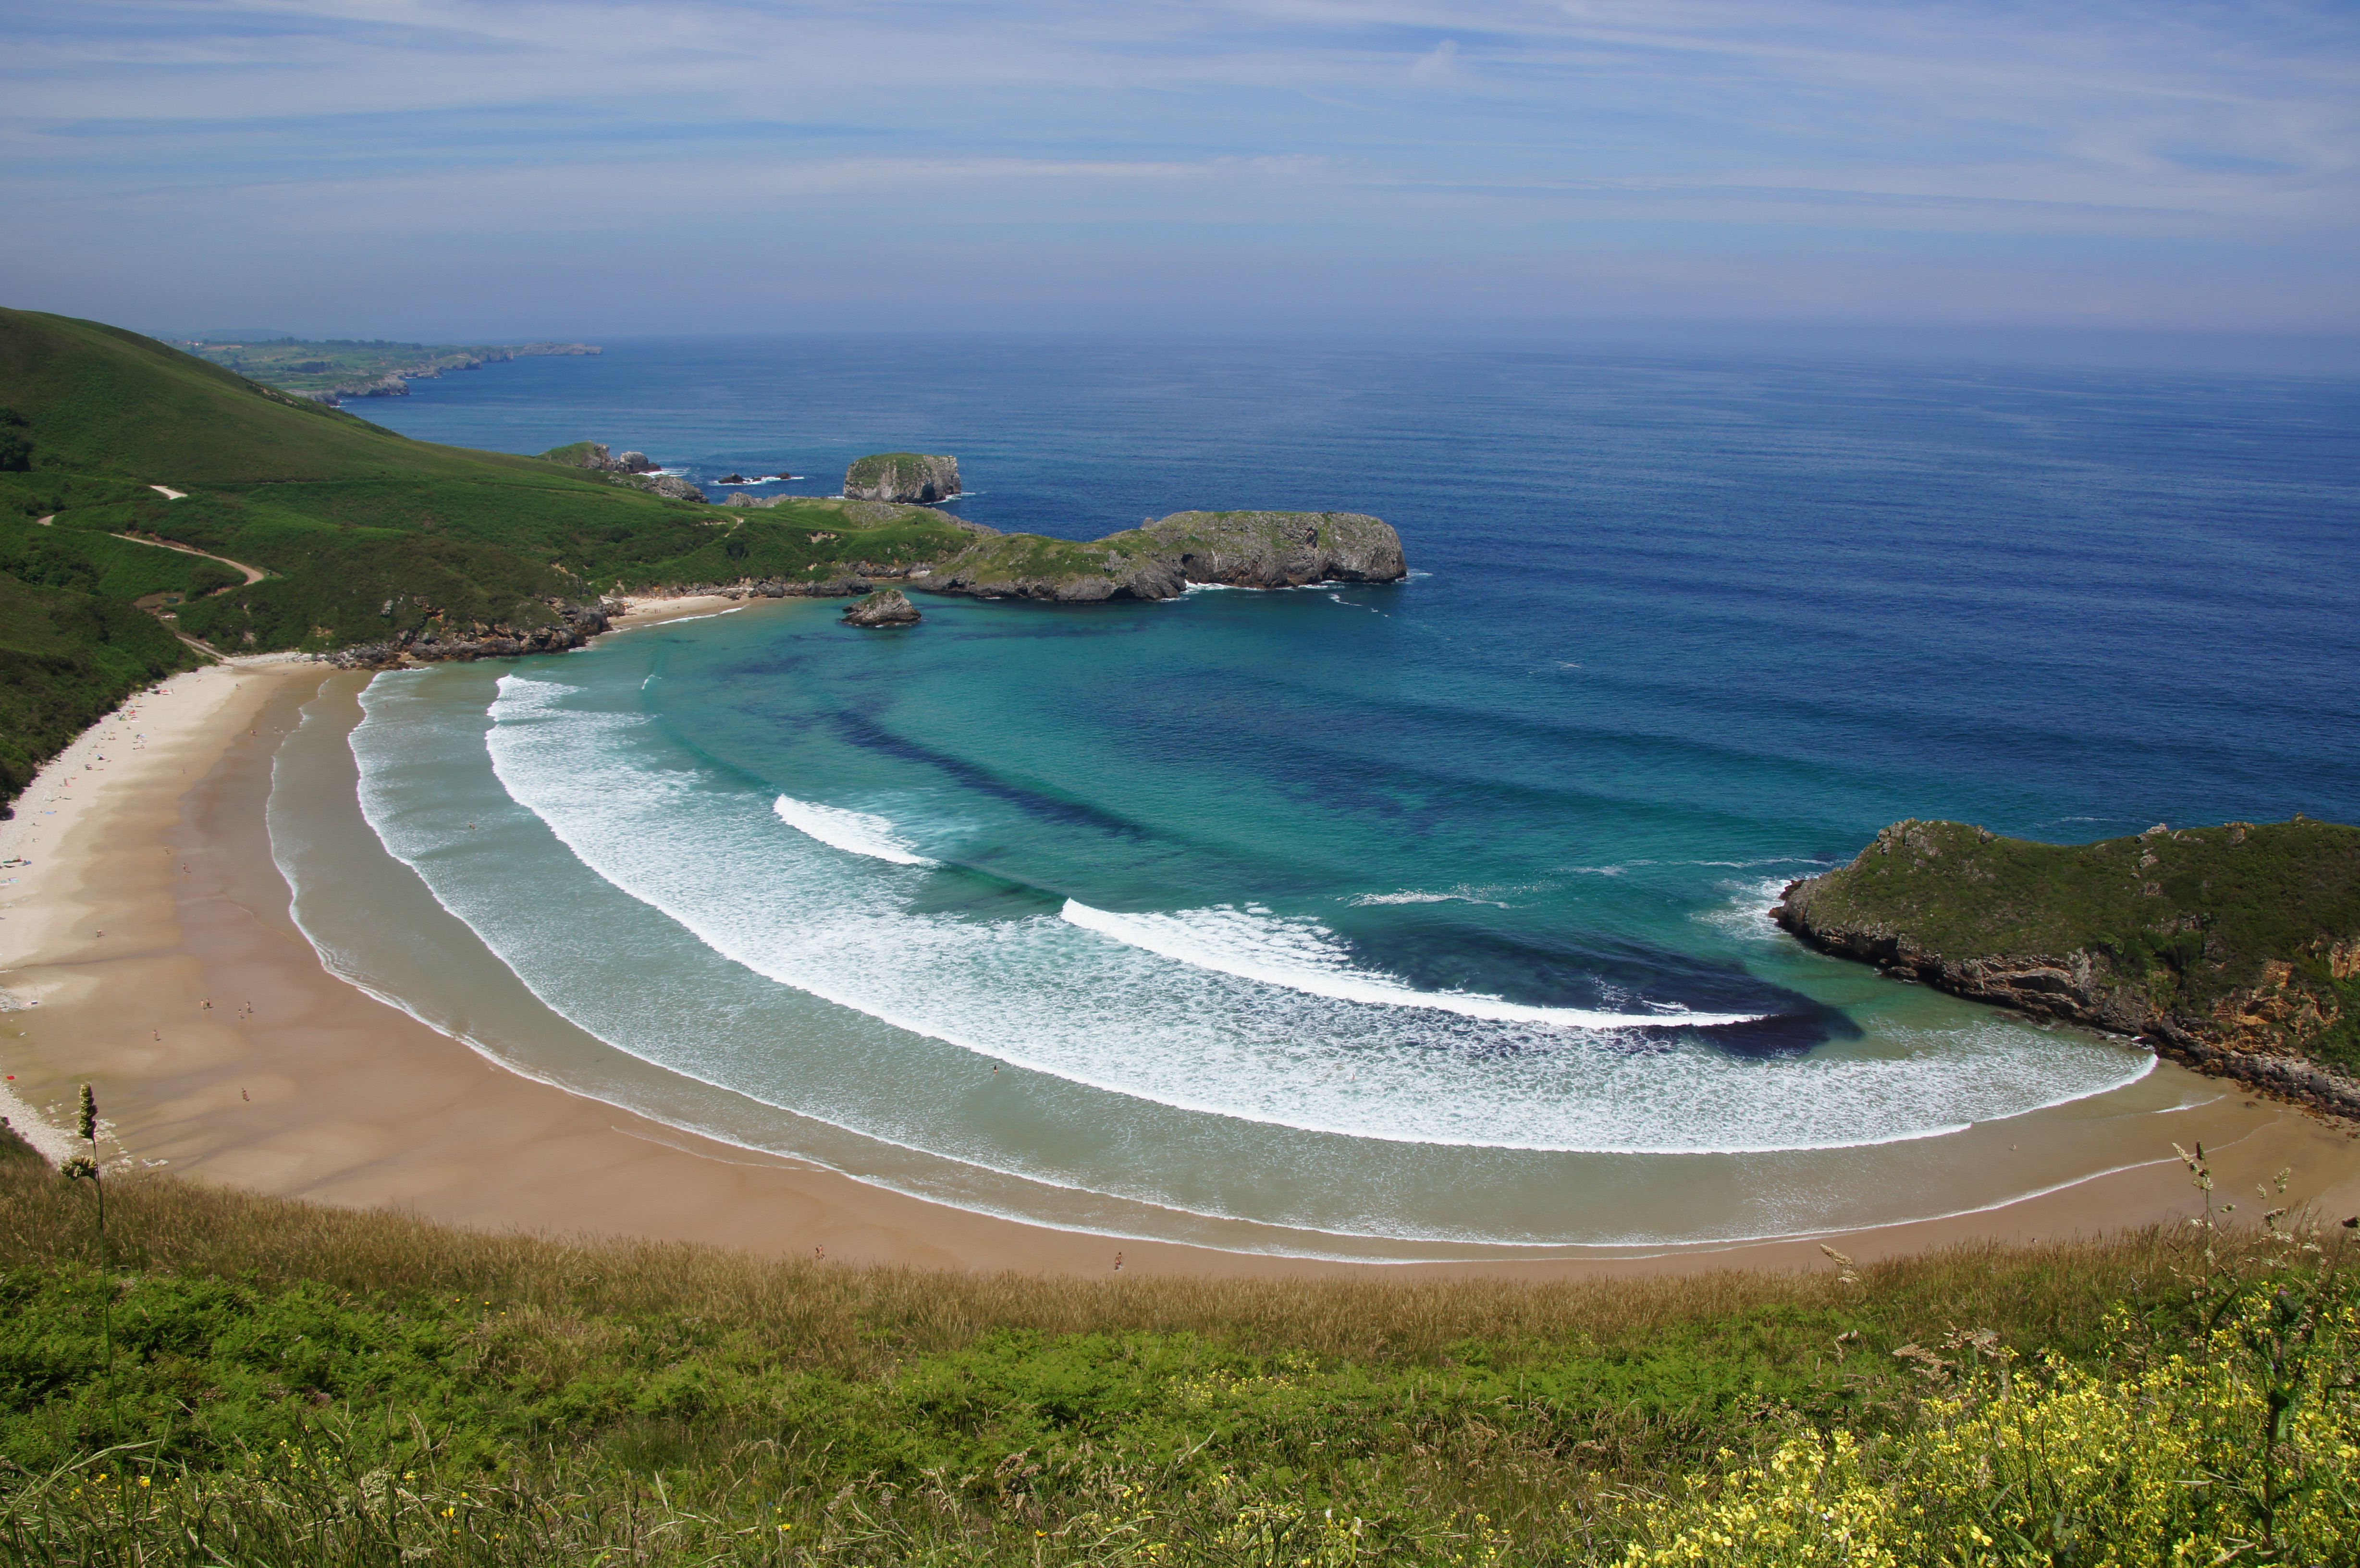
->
[112,531,266,586]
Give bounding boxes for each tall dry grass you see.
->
[0,1144,2204,1375]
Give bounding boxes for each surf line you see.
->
[1058,899,1764,1029]
[773,795,934,866]
[762,788,1762,1029]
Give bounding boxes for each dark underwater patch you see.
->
[824,709,1155,842]
[1340,914,1856,1057]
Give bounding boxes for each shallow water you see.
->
[279,338,2360,1255]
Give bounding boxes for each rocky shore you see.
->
[330,599,613,668]
[1773,818,2360,1119]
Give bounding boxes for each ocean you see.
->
[266,336,2360,1258]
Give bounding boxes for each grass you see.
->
[1782,818,2360,1072]
[2,1134,2355,1564]
[0,514,242,602]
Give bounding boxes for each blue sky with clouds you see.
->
[3,1,2355,342]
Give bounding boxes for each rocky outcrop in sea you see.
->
[842,588,922,627]
[845,453,961,503]
[1773,818,2360,1120]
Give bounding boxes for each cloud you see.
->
[0,0,2354,333]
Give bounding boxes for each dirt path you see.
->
[111,531,266,586]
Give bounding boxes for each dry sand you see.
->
[605,593,749,630]
[5,653,2359,1280]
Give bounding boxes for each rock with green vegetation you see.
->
[842,587,921,627]
[626,471,705,503]
[845,452,960,503]
[917,509,1406,602]
[1773,818,2360,1111]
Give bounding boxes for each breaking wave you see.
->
[449,672,2156,1155]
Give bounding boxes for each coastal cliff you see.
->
[917,510,1406,602]
[1773,818,2360,1116]
[846,453,960,503]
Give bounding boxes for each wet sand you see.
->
[5,653,2358,1279]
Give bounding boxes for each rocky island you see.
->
[915,510,1406,601]
[842,587,921,627]
[1773,817,2360,1116]
[845,453,960,503]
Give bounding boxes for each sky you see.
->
[2,0,2356,349]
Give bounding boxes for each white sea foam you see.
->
[452,672,2157,1155]
[1694,876,1795,944]
[1062,900,1746,1027]
[1350,890,1510,907]
[774,795,934,865]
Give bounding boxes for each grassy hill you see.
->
[0,308,979,809]
[0,1136,2353,1565]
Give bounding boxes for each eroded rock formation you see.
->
[845,453,961,503]
[842,588,922,627]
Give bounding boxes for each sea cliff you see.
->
[1773,818,2360,1116]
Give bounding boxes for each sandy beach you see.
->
[5,646,2358,1280]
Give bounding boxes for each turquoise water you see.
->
[292,339,2360,1254]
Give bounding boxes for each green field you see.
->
[0,1126,2352,1565]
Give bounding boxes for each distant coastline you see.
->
[176,336,601,402]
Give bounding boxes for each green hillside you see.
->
[0,308,979,809]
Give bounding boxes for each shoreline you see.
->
[5,656,2360,1277]
[601,592,749,632]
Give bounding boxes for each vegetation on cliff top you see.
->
[1782,817,2360,1073]
[843,452,959,501]
[1,1130,2355,1565]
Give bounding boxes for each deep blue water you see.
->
[320,337,2360,1249]
[365,337,2360,839]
